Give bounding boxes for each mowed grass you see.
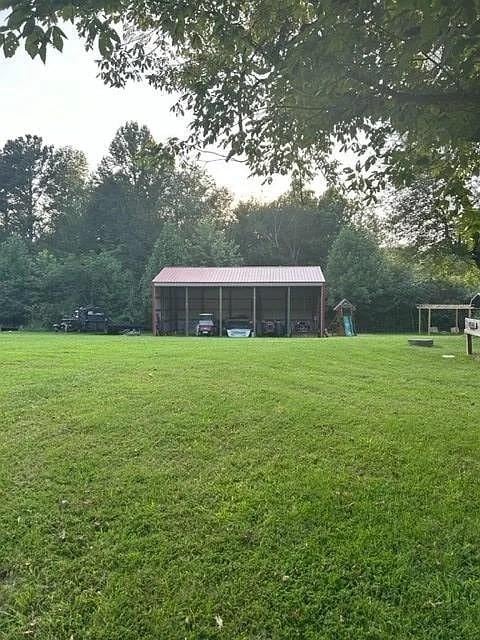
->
[1,333,480,639]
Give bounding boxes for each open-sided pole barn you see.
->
[152,266,326,337]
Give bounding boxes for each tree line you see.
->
[1,122,478,332]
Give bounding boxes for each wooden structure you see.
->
[151,266,326,337]
[416,303,474,335]
[332,299,356,336]
[465,317,480,355]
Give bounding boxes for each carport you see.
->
[152,266,326,336]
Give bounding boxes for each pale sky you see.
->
[0,24,327,202]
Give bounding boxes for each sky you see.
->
[0,24,326,202]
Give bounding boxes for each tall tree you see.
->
[385,178,480,269]
[0,136,88,247]
[82,122,174,273]
[83,122,233,276]
[231,188,348,266]
[0,135,53,241]
[327,227,389,308]
[42,146,89,253]
[327,226,419,331]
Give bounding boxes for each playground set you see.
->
[331,299,356,336]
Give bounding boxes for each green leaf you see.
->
[7,6,32,30]
[98,33,113,58]
[22,18,35,37]
[3,32,19,57]
[24,27,43,59]
[38,42,47,63]
[51,26,65,52]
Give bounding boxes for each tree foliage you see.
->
[231,188,349,266]
[0,119,477,332]
[1,1,480,223]
[140,220,241,318]
[0,235,33,326]
[327,226,476,331]
[31,249,131,326]
[385,178,480,268]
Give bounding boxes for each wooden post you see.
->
[219,286,223,337]
[286,286,291,337]
[455,307,459,330]
[253,286,257,336]
[185,286,189,336]
[151,284,156,335]
[427,308,431,335]
[418,307,421,334]
[320,285,326,337]
[467,333,473,355]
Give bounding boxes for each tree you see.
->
[186,220,242,267]
[31,250,131,326]
[82,122,174,274]
[82,122,233,277]
[140,220,241,320]
[42,146,89,253]
[2,1,480,220]
[385,178,480,269]
[231,188,348,266]
[0,135,88,246]
[96,121,173,194]
[0,135,54,241]
[0,235,33,326]
[327,228,388,308]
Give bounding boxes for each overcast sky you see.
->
[1,24,327,202]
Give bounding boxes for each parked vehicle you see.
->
[53,306,143,334]
[225,318,253,338]
[293,319,313,335]
[195,313,216,336]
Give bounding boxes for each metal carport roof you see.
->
[152,266,325,287]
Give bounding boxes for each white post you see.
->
[253,286,257,336]
[427,308,431,335]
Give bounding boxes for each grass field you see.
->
[1,332,480,639]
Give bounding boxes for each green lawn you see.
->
[1,333,479,639]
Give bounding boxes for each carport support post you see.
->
[427,308,431,335]
[185,286,189,336]
[320,285,326,337]
[219,286,223,336]
[286,286,291,337]
[253,286,257,336]
[418,307,421,334]
[151,284,156,336]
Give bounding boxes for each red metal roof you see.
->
[152,266,325,286]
